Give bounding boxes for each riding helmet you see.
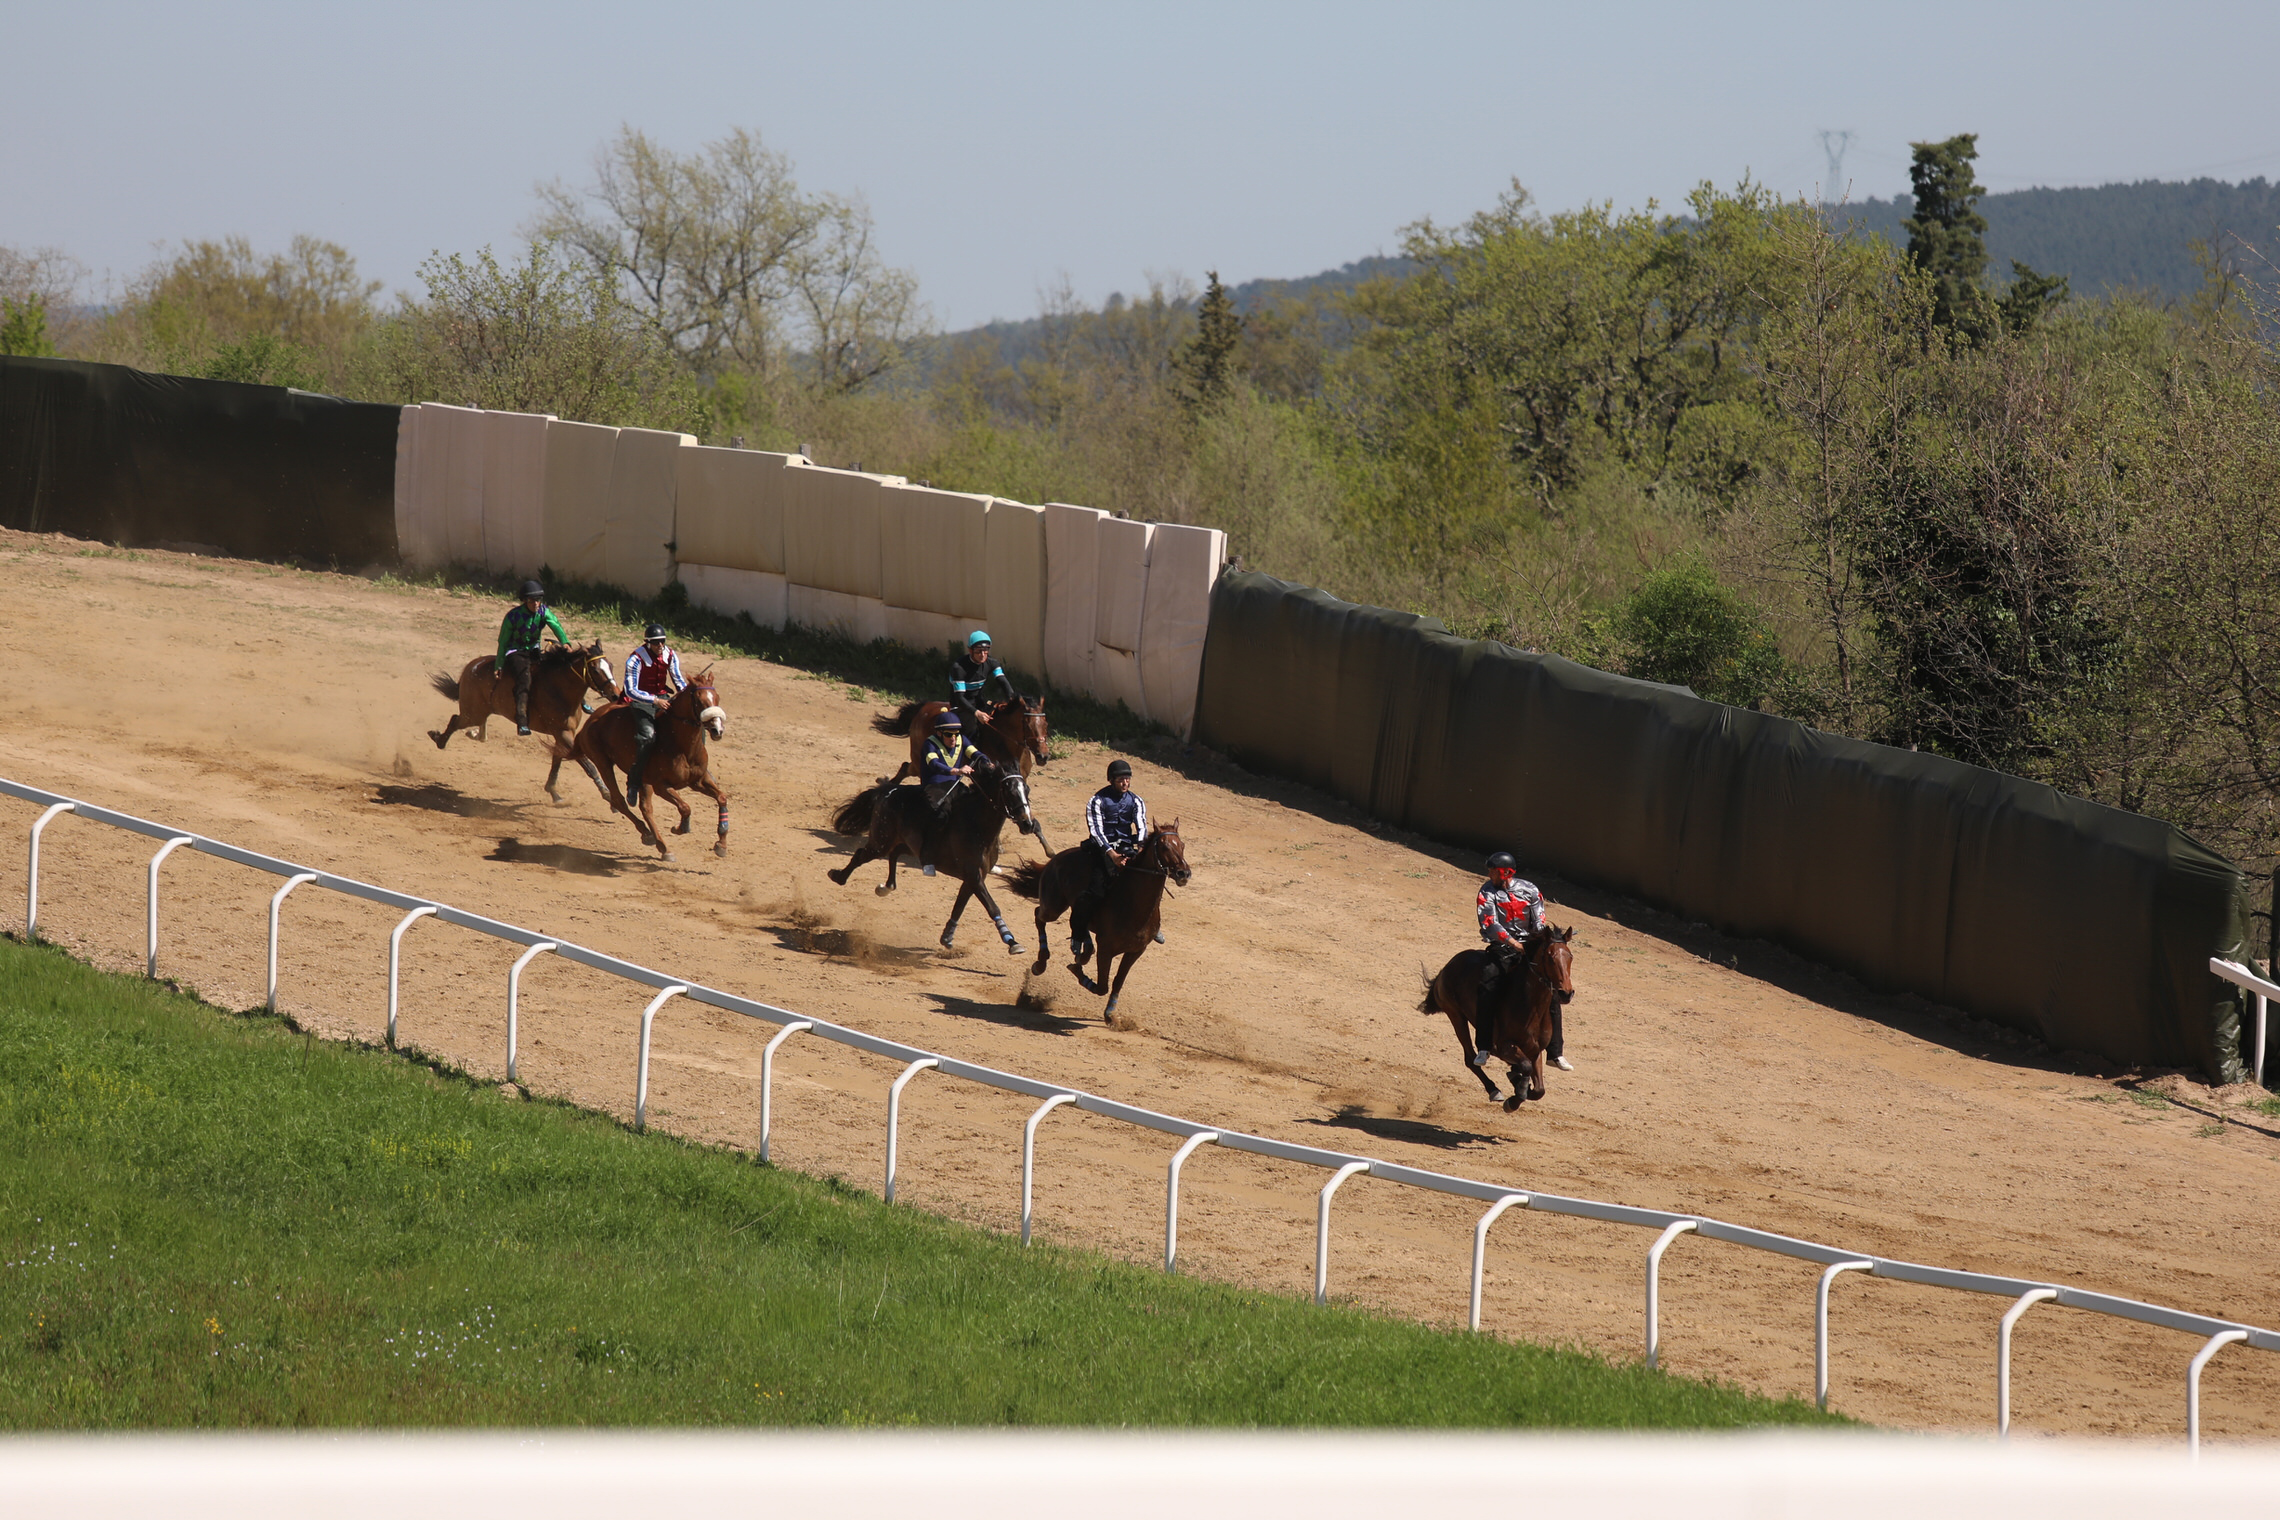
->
[1487,851,1518,873]
[1106,759,1133,780]
[937,710,963,729]
[519,579,545,600]
[643,623,668,642]
[967,630,993,650]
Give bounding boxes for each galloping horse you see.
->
[427,641,620,803]
[571,670,730,861]
[1006,823,1191,1023]
[873,696,1052,780]
[826,754,1039,954]
[1420,926,1575,1111]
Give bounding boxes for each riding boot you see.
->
[627,713,657,803]
[1069,893,1098,958]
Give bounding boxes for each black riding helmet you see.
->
[1106,759,1133,781]
[643,622,668,643]
[1487,851,1518,877]
[519,579,545,600]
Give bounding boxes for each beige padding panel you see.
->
[677,447,797,575]
[679,563,787,631]
[784,466,898,599]
[884,605,969,659]
[542,419,618,584]
[1043,503,1106,694]
[1137,522,1225,738]
[983,499,1046,683]
[787,585,889,645]
[1093,515,1154,653]
[431,404,486,569]
[604,427,693,597]
[880,484,990,618]
[481,409,551,576]
[391,405,443,569]
[1093,645,1149,719]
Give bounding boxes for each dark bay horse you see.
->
[873,696,1052,780]
[1006,823,1191,1023]
[826,754,1039,954]
[1420,926,1575,1112]
[571,670,730,861]
[427,642,620,803]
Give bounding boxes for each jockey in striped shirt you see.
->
[622,623,685,801]
[1071,758,1161,955]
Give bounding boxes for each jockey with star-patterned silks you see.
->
[1476,852,1571,1071]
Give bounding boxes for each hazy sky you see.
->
[8,0,2278,329]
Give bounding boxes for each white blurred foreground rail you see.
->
[7,772,2277,1445]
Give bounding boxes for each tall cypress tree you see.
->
[1177,270,1242,414]
[1903,134,1991,336]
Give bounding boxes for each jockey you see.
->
[1476,852,1571,1071]
[1072,758,1161,956]
[947,630,1019,728]
[920,709,979,816]
[495,579,569,736]
[622,623,686,802]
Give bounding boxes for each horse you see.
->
[1005,823,1190,1024]
[826,753,1039,955]
[872,696,1052,780]
[1419,926,1575,1112]
[570,669,730,861]
[426,641,621,803]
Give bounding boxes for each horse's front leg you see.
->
[636,784,673,861]
[429,713,465,750]
[941,881,974,950]
[543,746,567,803]
[693,775,729,857]
[1103,946,1146,1022]
[971,880,1022,955]
[829,843,877,887]
[657,784,694,836]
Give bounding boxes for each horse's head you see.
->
[1020,695,1052,764]
[980,755,1036,833]
[678,667,725,739]
[1544,925,1575,1004]
[580,642,620,701]
[1148,821,1191,886]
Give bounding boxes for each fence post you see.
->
[1814,1259,1874,1411]
[1643,1219,1698,1369]
[1468,1194,1529,1332]
[632,985,690,1132]
[386,905,440,1050]
[506,941,559,1083]
[1164,1131,1219,1273]
[2188,1328,2249,1458]
[883,1057,941,1202]
[266,873,319,1013]
[26,801,74,939]
[1022,1092,1078,1245]
[1997,1287,2058,1437]
[144,836,195,977]
[1314,1161,1371,1305]
[758,1020,814,1164]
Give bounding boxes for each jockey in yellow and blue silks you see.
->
[1476,851,1570,1071]
[496,579,570,736]
[920,709,980,816]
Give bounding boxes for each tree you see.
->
[0,295,57,357]
[360,241,698,431]
[1175,270,1242,414]
[531,126,927,396]
[1903,134,1991,336]
[1997,259,2069,334]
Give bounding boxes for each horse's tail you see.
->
[830,786,881,837]
[429,671,462,702]
[871,702,923,737]
[1003,861,1047,900]
[1417,963,1441,1015]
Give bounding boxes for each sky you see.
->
[8,0,2280,331]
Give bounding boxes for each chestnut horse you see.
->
[571,670,729,861]
[1005,824,1190,1023]
[1419,926,1575,1111]
[427,641,620,802]
[872,696,1052,780]
[826,753,1039,954]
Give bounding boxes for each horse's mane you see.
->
[536,643,593,670]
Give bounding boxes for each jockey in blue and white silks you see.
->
[1072,758,1153,956]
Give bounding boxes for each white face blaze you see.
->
[700,705,726,739]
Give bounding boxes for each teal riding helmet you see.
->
[967,630,992,649]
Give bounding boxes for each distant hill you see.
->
[1830,178,2280,300]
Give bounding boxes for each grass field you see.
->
[0,935,1843,1429]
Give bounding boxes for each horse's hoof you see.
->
[427,731,447,750]
[828,868,849,887]
[1003,939,1023,955]
[875,884,894,897]
[713,842,728,858]
[659,852,677,863]
[1502,1095,1523,1113]
[674,821,692,836]
[1484,1087,1503,1103]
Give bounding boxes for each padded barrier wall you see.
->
[480,409,550,577]
[1137,523,1225,737]
[1194,571,2253,1082]
[984,499,1047,683]
[1043,503,1106,695]
[541,420,616,583]
[0,356,399,564]
[1092,515,1154,719]
[604,428,691,597]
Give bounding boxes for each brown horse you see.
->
[1420,927,1575,1112]
[570,670,730,861]
[825,753,1039,954]
[872,696,1052,780]
[1006,824,1190,1023]
[427,642,621,803]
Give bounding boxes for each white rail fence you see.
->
[7,773,2276,1449]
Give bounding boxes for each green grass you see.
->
[0,936,1842,1429]
[378,563,1168,750]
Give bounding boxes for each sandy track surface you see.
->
[3,529,2277,1438]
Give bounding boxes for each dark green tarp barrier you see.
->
[1196,571,2252,1081]
[0,356,400,565]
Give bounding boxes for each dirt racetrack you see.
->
[3,528,2278,1439]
